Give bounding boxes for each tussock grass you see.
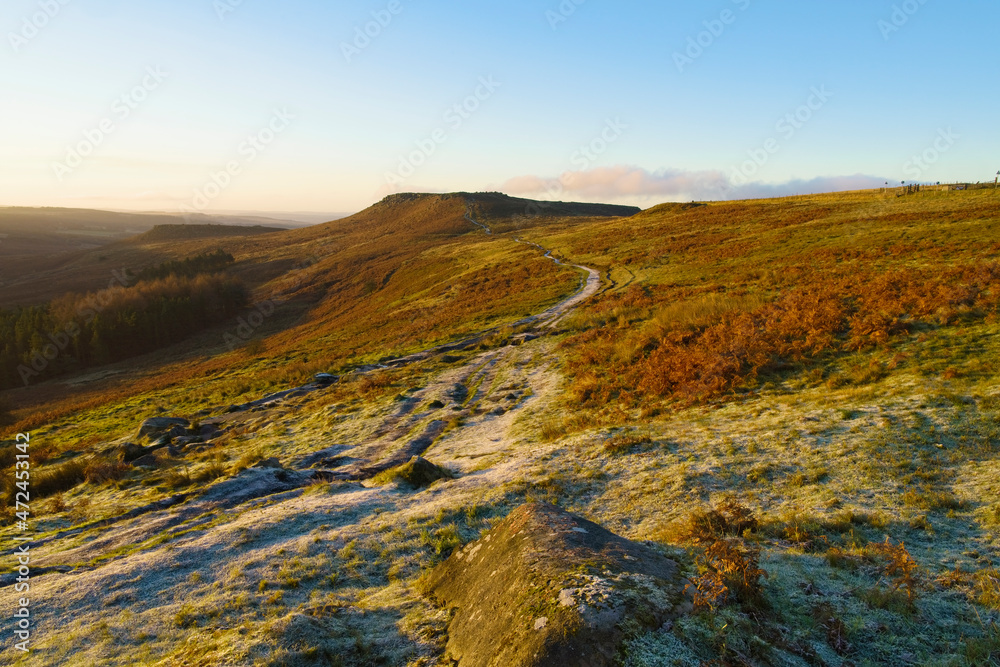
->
[83,458,131,485]
[33,458,87,497]
[603,432,652,456]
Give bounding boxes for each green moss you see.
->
[370,456,454,489]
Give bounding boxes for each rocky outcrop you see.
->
[137,417,189,442]
[423,503,685,667]
[115,442,149,463]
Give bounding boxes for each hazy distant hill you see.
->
[0,208,304,307]
[132,224,286,243]
[0,207,304,260]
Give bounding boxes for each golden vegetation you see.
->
[0,193,579,438]
[526,190,1000,415]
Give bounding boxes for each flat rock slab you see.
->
[198,467,309,506]
[423,503,683,667]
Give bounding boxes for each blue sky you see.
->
[1,0,996,217]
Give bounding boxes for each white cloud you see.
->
[499,166,889,203]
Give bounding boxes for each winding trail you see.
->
[321,207,603,478]
[464,211,492,235]
[464,204,600,328]
[511,237,600,328]
[0,207,607,591]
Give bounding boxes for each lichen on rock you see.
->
[421,502,685,667]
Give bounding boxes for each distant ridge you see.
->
[463,191,640,220]
[375,192,640,222]
[133,224,286,243]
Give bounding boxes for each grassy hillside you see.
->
[1,189,999,666]
[525,189,1000,415]
[0,193,587,438]
[131,225,286,243]
[514,188,1000,662]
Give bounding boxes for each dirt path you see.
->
[465,206,600,328]
[0,212,610,665]
[1,209,601,589]
[515,238,600,328]
[319,208,601,477]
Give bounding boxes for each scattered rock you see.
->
[253,457,283,469]
[488,406,506,417]
[199,423,223,439]
[130,455,158,468]
[115,442,149,463]
[510,332,540,346]
[137,417,189,443]
[131,450,173,468]
[173,436,203,449]
[427,399,446,410]
[423,503,684,667]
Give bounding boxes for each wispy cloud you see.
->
[498,166,889,204]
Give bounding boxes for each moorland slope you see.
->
[1,188,999,666]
